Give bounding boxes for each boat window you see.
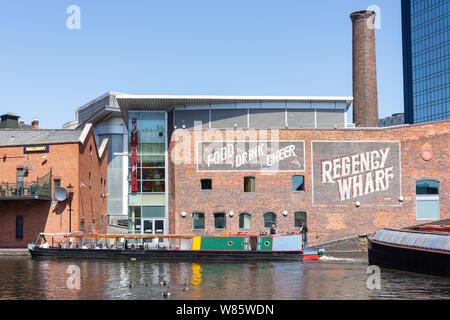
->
[244,177,255,193]
[294,212,307,228]
[416,180,440,220]
[201,179,212,190]
[214,212,226,229]
[193,213,205,230]
[239,213,251,229]
[264,212,276,228]
[292,176,305,192]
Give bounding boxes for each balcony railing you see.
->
[0,170,52,200]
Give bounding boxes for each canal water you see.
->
[0,253,448,300]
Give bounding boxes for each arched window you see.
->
[239,213,251,230]
[416,180,440,220]
[294,212,307,228]
[264,212,276,228]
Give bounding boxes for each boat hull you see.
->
[368,238,450,277]
[29,247,304,261]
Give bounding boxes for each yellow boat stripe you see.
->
[192,236,201,251]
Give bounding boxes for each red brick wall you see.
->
[169,120,449,246]
[0,130,107,248]
[77,130,108,235]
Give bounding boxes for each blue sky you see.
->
[0,0,404,129]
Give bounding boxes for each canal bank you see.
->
[0,249,28,256]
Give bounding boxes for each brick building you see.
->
[114,96,449,246]
[0,115,108,248]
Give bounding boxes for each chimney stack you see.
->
[31,117,39,129]
[350,10,379,127]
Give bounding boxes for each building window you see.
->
[90,145,93,157]
[264,212,276,228]
[201,179,212,190]
[416,180,440,220]
[92,219,96,231]
[294,212,307,228]
[239,213,251,230]
[244,177,255,193]
[16,216,23,239]
[80,219,85,233]
[193,213,205,230]
[292,176,305,192]
[214,213,226,230]
[100,215,103,233]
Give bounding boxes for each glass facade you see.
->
[402,0,450,124]
[128,112,167,234]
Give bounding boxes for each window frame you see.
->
[192,212,205,230]
[292,175,305,192]
[16,216,23,240]
[214,212,226,230]
[263,212,277,229]
[244,176,255,193]
[239,212,252,230]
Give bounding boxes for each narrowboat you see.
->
[368,226,450,277]
[28,232,324,261]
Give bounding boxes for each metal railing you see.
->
[0,169,52,199]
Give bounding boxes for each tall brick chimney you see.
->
[31,117,39,129]
[350,10,379,127]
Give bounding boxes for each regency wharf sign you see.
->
[197,140,305,172]
[312,141,401,206]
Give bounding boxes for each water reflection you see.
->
[0,254,449,300]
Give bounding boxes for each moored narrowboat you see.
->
[368,227,450,277]
[28,232,324,261]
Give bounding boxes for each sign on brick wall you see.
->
[312,141,401,206]
[197,140,305,172]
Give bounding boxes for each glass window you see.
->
[244,177,255,193]
[142,181,165,193]
[292,176,305,192]
[416,180,440,220]
[264,212,276,228]
[214,213,226,229]
[80,219,85,233]
[294,212,307,228]
[193,213,205,230]
[239,213,251,230]
[16,216,23,239]
[201,179,212,190]
[141,168,165,180]
[416,180,439,194]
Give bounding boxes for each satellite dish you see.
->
[55,187,68,201]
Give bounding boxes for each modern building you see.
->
[0,114,108,247]
[402,0,450,124]
[74,92,129,232]
[379,113,405,127]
